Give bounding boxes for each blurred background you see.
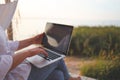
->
[0,0,120,80]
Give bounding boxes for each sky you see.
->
[18,0,120,22]
[12,0,120,39]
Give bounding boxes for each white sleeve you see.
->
[0,55,13,80]
[8,40,19,52]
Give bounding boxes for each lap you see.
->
[28,60,61,80]
[28,59,68,80]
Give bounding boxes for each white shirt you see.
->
[0,26,31,80]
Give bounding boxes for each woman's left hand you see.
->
[32,33,45,44]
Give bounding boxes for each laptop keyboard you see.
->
[38,50,61,60]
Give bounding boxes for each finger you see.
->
[39,33,44,37]
[40,49,48,57]
[38,47,48,57]
[41,33,45,38]
[38,33,44,40]
[41,32,45,35]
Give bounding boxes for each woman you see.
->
[0,25,80,80]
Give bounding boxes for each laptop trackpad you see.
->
[27,55,49,68]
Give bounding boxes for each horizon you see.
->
[20,17,120,26]
[13,17,120,40]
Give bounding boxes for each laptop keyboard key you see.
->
[38,50,61,60]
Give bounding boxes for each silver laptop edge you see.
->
[27,49,65,68]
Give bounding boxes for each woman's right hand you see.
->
[10,47,48,71]
[28,47,48,57]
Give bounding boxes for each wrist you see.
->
[26,50,32,57]
[29,37,34,44]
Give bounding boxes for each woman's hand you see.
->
[28,47,48,57]
[10,47,48,71]
[31,33,45,44]
[17,33,45,50]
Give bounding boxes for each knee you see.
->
[52,70,64,80]
[54,70,63,76]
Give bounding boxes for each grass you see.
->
[65,56,120,80]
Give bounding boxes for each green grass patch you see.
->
[80,58,120,80]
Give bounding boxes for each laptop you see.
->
[27,22,73,68]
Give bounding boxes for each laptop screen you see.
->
[42,22,73,55]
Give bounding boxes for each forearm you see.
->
[9,47,48,71]
[17,38,33,50]
[17,33,44,50]
[10,50,30,71]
